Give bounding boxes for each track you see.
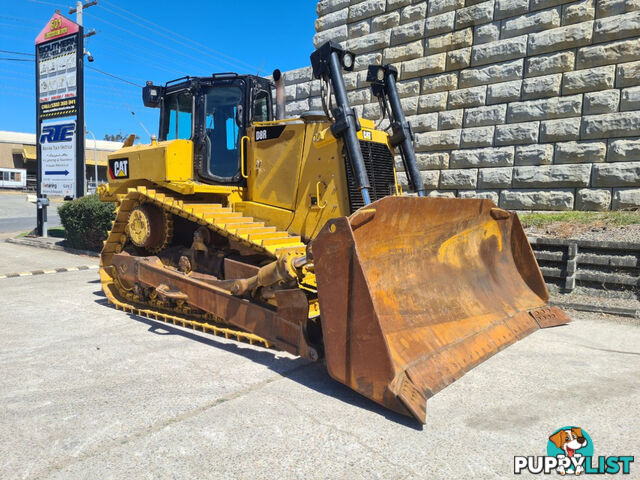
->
[100,186,307,348]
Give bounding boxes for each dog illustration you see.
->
[549,427,589,475]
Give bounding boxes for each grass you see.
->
[17,226,67,238]
[519,211,640,228]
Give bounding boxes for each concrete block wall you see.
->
[281,0,640,210]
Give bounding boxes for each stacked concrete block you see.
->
[281,0,640,210]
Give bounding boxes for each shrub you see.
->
[58,194,115,251]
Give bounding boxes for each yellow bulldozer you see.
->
[98,41,569,423]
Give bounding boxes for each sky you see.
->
[0,0,317,140]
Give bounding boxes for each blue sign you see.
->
[40,119,76,196]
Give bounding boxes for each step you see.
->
[204,212,245,222]
[193,208,233,218]
[183,202,223,209]
[248,231,290,241]
[261,236,302,247]
[224,221,264,233]
[213,217,254,227]
[235,225,276,237]
[183,203,224,213]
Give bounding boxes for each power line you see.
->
[0,69,34,79]
[0,62,140,89]
[84,74,140,92]
[14,3,141,88]
[86,65,141,88]
[108,52,182,78]
[1,82,140,110]
[0,14,42,26]
[99,0,258,72]
[84,32,187,77]
[26,0,225,75]
[83,13,204,75]
[1,21,146,88]
[23,0,255,80]
[0,49,35,56]
[95,31,209,78]
[1,68,131,93]
[86,14,224,73]
[0,32,36,43]
[0,84,34,91]
[25,0,67,8]
[0,21,40,32]
[0,91,33,100]
[94,74,152,139]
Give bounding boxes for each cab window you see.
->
[253,90,270,123]
[205,86,243,178]
[160,91,192,140]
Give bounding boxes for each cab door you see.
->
[196,79,247,184]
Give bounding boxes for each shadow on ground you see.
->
[93,294,422,429]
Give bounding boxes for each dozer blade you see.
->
[312,196,570,423]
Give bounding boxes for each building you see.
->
[0,130,123,190]
[281,0,640,211]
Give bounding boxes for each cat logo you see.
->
[108,158,129,179]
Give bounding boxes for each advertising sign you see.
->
[36,14,80,120]
[40,119,77,197]
[35,12,84,207]
[35,12,79,43]
[37,36,78,119]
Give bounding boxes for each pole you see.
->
[76,25,85,197]
[76,2,85,197]
[93,135,97,190]
[42,201,48,238]
[87,130,97,192]
[70,0,98,197]
[69,0,97,21]
[35,40,44,236]
[76,0,82,25]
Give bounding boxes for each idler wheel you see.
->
[127,203,172,252]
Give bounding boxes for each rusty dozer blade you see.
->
[313,196,570,423]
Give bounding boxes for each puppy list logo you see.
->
[514,426,634,475]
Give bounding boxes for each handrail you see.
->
[316,181,327,209]
[240,136,250,179]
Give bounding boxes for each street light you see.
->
[86,129,97,193]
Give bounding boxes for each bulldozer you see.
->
[98,41,569,423]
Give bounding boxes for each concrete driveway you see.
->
[0,242,638,479]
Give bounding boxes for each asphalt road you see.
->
[0,191,61,234]
[0,241,639,479]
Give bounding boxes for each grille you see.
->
[345,141,396,213]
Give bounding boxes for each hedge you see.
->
[58,194,115,251]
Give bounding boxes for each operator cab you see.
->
[143,74,273,184]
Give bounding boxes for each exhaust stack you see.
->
[273,69,286,120]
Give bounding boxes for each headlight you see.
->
[342,52,354,70]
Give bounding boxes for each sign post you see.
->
[35,12,84,236]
